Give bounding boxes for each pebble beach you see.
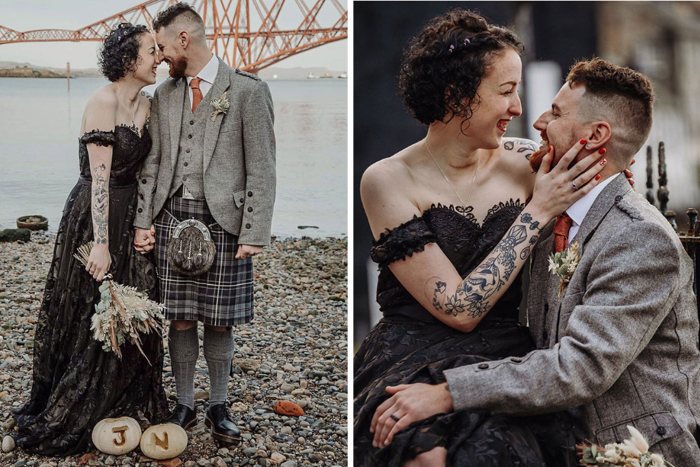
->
[0,232,348,467]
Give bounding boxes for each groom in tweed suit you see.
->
[371,59,700,465]
[134,3,275,444]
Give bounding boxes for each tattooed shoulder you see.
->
[504,139,539,161]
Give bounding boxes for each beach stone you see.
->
[270,452,286,464]
[157,459,183,467]
[237,359,261,372]
[273,401,304,417]
[280,462,297,467]
[2,435,15,452]
[0,229,30,243]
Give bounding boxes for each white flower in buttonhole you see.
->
[548,241,580,297]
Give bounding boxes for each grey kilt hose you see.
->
[153,195,254,327]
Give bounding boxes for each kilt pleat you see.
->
[153,196,253,326]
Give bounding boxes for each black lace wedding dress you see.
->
[12,125,168,456]
[354,201,582,466]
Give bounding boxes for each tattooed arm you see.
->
[81,89,118,281]
[363,139,606,333]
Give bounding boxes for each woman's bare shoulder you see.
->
[361,148,418,194]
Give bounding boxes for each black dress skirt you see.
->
[12,125,168,456]
[354,201,583,466]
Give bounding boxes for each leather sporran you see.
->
[166,217,216,276]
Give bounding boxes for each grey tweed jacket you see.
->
[135,58,276,246]
[444,173,700,464]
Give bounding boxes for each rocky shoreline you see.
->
[0,232,348,467]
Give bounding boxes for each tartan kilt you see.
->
[153,195,253,326]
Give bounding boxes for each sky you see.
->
[0,0,348,70]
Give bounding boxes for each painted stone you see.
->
[140,423,188,460]
[92,417,141,455]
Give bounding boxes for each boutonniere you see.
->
[210,91,230,122]
[548,241,579,297]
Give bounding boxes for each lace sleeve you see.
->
[80,130,117,147]
[370,216,437,270]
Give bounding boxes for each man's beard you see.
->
[167,55,188,79]
[529,146,548,172]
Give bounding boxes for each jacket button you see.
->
[188,134,193,139]
[186,149,191,153]
[477,363,489,370]
[657,426,666,436]
[245,223,251,229]
[184,162,188,167]
[247,207,253,213]
[510,357,522,363]
[239,198,244,204]
[190,120,194,125]
[137,208,143,213]
[141,179,147,184]
[182,176,187,182]
[247,191,253,197]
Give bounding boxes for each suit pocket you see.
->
[595,412,683,447]
[233,190,245,208]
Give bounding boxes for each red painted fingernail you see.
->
[631,159,636,165]
[580,139,587,145]
[601,159,607,165]
[598,148,606,155]
[595,174,601,181]
[548,145,553,152]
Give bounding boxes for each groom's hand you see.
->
[134,226,155,254]
[236,244,263,259]
[370,382,453,448]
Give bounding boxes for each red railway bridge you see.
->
[0,0,347,73]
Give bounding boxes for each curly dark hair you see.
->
[152,2,203,31]
[398,9,523,127]
[99,23,149,82]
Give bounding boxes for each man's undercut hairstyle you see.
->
[567,58,654,162]
[153,2,206,41]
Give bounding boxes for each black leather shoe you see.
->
[165,404,197,430]
[205,404,241,445]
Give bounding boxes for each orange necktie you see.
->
[553,213,573,253]
[190,77,203,112]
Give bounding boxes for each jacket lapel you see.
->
[169,78,187,167]
[203,59,231,173]
[549,173,632,340]
[570,173,632,252]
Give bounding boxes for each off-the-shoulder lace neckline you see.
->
[374,199,524,243]
[81,118,150,140]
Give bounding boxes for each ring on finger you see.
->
[389,414,400,422]
[572,181,578,191]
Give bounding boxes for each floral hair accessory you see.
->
[448,44,455,52]
[464,38,471,44]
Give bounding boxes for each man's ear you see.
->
[586,121,611,150]
[178,30,190,49]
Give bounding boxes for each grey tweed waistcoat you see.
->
[169,90,207,199]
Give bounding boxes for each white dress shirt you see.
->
[566,174,619,243]
[186,54,219,104]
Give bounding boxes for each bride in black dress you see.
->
[6,23,168,455]
[355,10,608,466]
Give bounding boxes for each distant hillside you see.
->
[0,66,66,78]
[0,61,346,80]
[258,66,346,79]
[0,61,103,78]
